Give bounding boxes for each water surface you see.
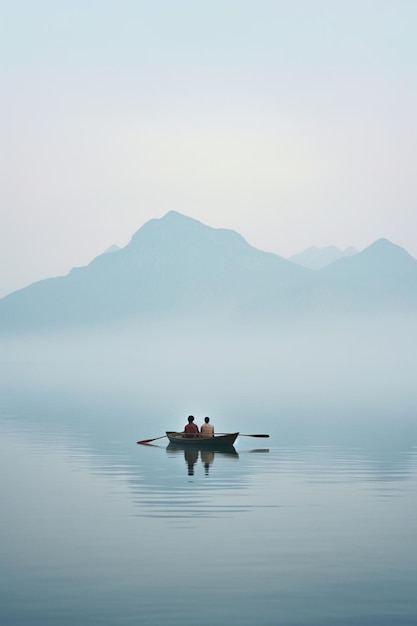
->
[1,383,417,626]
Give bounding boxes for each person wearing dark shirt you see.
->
[184,415,199,438]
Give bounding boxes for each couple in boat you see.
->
[184,415,214,438]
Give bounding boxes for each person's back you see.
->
[184,415,199,438]
[200,416,214,438]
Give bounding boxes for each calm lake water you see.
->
[1,334,417,626]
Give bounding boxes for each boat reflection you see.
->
[167,444,239,476]
[184,448,198,475]
[201,450,214,476]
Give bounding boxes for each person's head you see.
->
[204,417,210,423]
[188,415,194,423]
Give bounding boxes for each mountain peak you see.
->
[127,210,253,256]
[361,238,415,263]
[161,210,189,221]
[319,237,417,280]
[289,245,358,270]
[368,237,406,250]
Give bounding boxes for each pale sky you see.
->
[1,0,417,297]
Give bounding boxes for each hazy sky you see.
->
[2,0,417,297]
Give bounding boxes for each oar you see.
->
[217,433,269,438]
[137,435,167,445]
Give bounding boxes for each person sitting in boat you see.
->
[200,416,214,438]
[184,415,199,438]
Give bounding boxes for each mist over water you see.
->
[1,314,417,625]
[2,313,416,428]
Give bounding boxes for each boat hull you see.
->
[166,432,239,450]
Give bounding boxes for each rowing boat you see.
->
[137,431,268,446]
[166,431,238,449]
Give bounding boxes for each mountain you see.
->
[289,245,358,270]
[0,215,416,333]
[0,211,309,332]
[314,238,417,313]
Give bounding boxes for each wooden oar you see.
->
[137,435,167,445]
[216,433,269,438]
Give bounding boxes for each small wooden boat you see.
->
[166,431,239,450]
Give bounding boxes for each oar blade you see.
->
[137,434,167,445]
[242,434,269,438]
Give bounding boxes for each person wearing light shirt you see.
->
[200,416,214,438]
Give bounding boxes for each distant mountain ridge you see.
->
[289,245,358,270]
[1,212,416,332]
